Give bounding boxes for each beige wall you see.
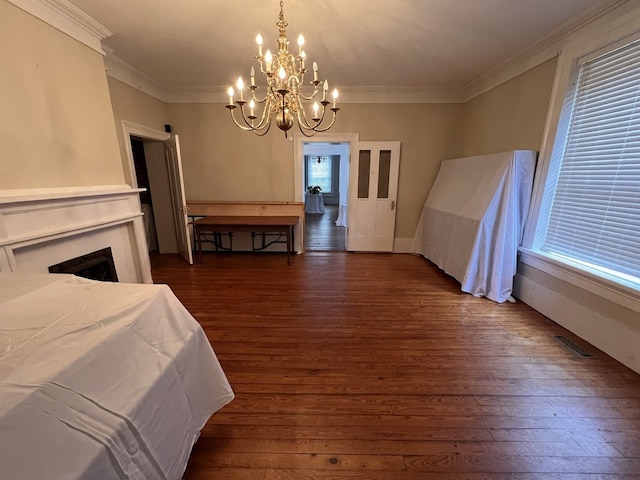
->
[167,102,461,239]
[452,57,558,158]
[107,77,169,178]
[0,1,124,189]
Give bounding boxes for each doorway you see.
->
[294,133,359,252]
[121,122,181,256]
[303,143,348,251]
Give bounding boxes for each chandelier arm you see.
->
[309,109,339,133]
[297,89,320,102]
[243,97,273,131]
[295,121,317,137]
[254,101,274,130]
[288,75,319,102]
[251,120,273,136]
[296,94,332,130]
[229,103,273,133]
[228,108,257,132]
[296,100,324,130]
[250,88,270,104]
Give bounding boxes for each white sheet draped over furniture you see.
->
[414,150,536,303]
[0,273,234,480]
[141,203,158,251]
[336,152,349,227]
[304,194,326,214]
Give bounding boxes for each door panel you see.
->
[164,135,193,264]
[347,141,401,252]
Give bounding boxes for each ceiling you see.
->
[68,0,611,94]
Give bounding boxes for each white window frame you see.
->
[305,155,334,194]
[520,10,640,314]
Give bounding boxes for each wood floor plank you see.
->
[149,252,640,478]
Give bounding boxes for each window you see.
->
[306,155,333,193]
[533,37,640,288]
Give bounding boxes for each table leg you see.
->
[197,227,203,264]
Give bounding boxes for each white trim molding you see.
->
[0,185,152,284]
[7,0,112,54]
[105,49,168,102]
[519,249,640,314]
[293,132,359,202]
[121,121,171,188]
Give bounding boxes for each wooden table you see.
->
[191,215,298,264]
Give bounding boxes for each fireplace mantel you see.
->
[0,185,152,283]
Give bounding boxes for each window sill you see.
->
[518,248,640,314]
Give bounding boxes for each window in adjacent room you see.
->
[305,155,333,193]
[530,35,640,290]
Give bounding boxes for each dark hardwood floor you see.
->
[149,251,640,479]
[305,205,346,251]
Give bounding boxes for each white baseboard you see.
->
[514,273,640,374]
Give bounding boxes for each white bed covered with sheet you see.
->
[0,273,234,480]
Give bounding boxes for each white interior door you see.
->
[347,141,401,252]
[164,135,193,264]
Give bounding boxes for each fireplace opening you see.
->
[49,247,119,282]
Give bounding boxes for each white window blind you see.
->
[541,38,640,284]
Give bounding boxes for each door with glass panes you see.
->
[347,141,401,251]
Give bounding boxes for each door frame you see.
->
[121,121,184,256]
[294,133,359,202]
[122,121,170,188]
[294,133,359,251]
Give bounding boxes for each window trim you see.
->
[520,9,640,310]
[519,248,640,314]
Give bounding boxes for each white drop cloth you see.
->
[414,150,536,303]
[0,273,234,479]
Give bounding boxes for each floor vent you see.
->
[553,335,594,358]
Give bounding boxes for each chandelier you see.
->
[225,0,339,138]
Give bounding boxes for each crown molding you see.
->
[463,0,629,101]
[112,0,632,105]
[164,85,467,104]
[104,49,168,102]
[325,86,467,104]
[7,0,112,54]
[23,0,630,105]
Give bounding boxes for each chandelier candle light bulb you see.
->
[225,0,339,137]
[256,34,263,57]
[236,77,244,101]
[264,50,273,73]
